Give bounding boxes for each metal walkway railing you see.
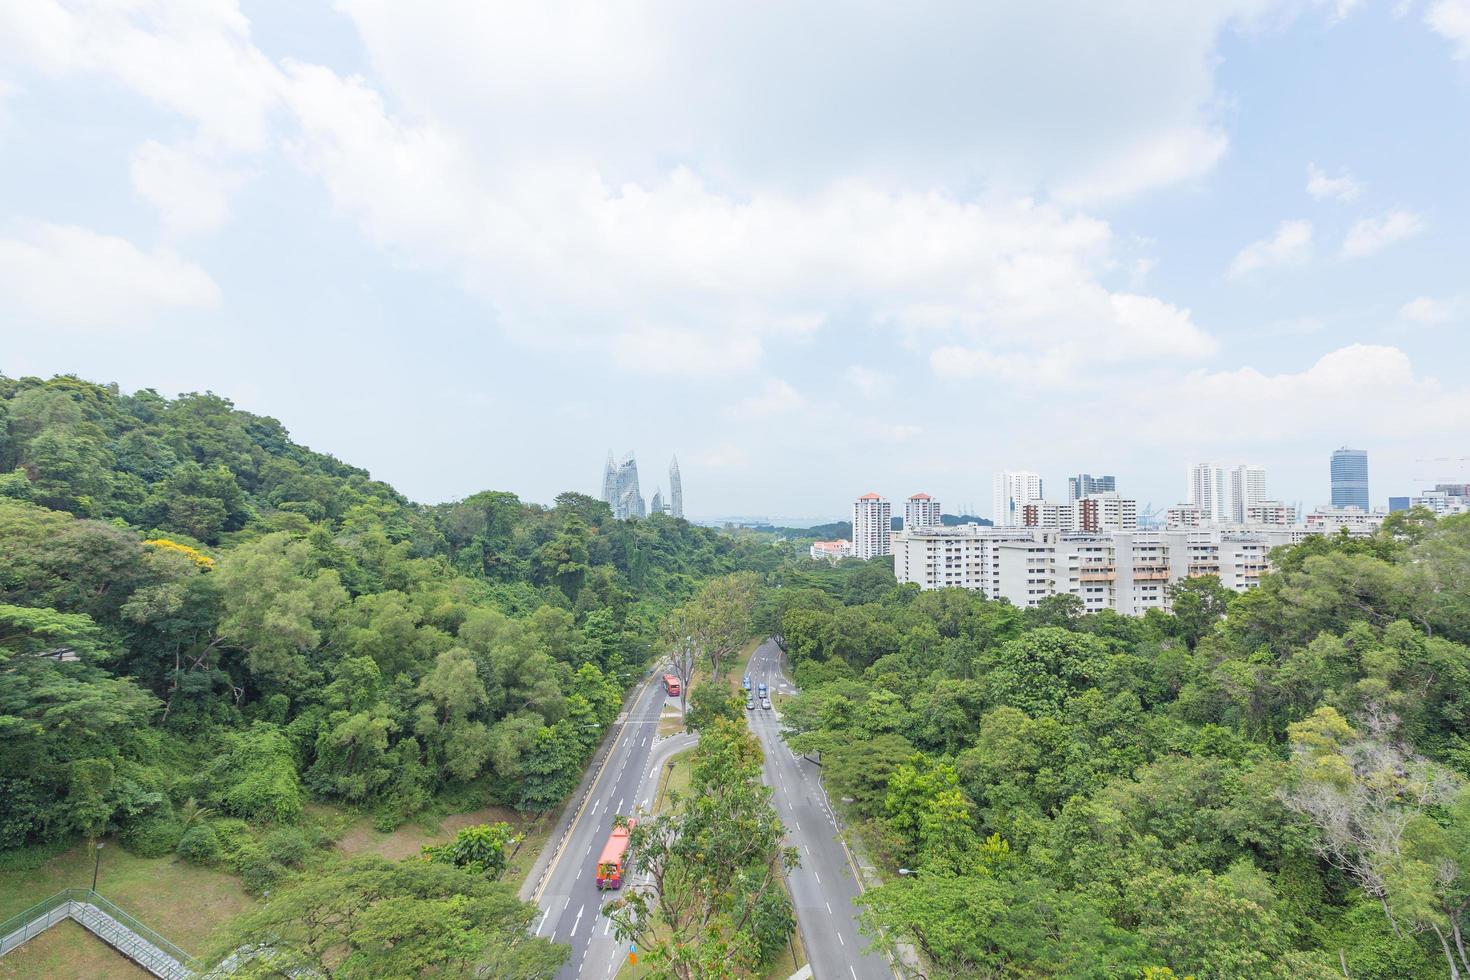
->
[0,888,199,979]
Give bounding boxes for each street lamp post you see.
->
[91,842,104,892]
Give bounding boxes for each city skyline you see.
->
[4,4,1470,517]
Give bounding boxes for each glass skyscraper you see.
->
[1330,448,1369,510]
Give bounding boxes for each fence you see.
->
[0,888,199,979]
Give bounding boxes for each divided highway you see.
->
[522,673,694,980]
[746,639,894,980]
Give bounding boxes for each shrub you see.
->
[262,828,309,868]
[210,818,252,859]
[239,856,284,895]
[120,817,183,858]
[0,836,76,872]
[177,824,221,864]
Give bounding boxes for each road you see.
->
[525,672,695,980]
[745,639,894,980]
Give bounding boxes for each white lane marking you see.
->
[585,843,592,856]
[572,903,586,936]
[825,901,832,914]
[838,931,845,946]
[850,967,858,980]
[534,908,549,935]
[563,897,571,910]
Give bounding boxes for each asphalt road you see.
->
[528,673,694,980]
[745,639,894,980]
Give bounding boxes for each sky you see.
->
[3,1,1470,524]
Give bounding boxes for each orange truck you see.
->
[596,820,636,889]
[663,673,681,696]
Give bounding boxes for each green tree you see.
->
[605,719,797,978]
[216,856,566,978]
[685,682,743,732]
[422,822,521,879]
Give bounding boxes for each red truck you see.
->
[596,820,636,889]
[663,673,681,697]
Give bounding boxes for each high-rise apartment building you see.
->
[892,524,1320,615]
[904,493,942,530]
[1067,474,1116,503]
[1022,494,1137,533]
[1246,500,1295,526]
[668,456,683,519]
[852,493,892,560]
[1187,463,1228,523]
[1331,448,1370,511]
[993,471,1043,527]
[1229,465,1267,523]
[1166,504,1204,528]
[601,451,646,519]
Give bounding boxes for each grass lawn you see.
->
[0,919,150,980]
[656,706,685,737]
[332,803,555,890]
[0,838,254,977]
[650,747,696,814]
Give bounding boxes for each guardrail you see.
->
[0,888,199,977]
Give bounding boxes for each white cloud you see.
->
[1133,344,1470,442]
[337,2,1271,201]
[1341,210,1426,258]
[844,366,893,397]
[728,379,805,418]
[1426,0,1470,59]
[1052,126,1228,206]
[130,140,252,236]
[0,1,282,152]
[0,222,220,326]
[1398,295,1461,325]
[1306,163,1361,202]
[1228,219,1313,277]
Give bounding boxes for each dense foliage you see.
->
[778,512,1470,978]
[0,374,777,859]
[606,718,797,978]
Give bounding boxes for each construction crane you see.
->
[1139,502,1163,527]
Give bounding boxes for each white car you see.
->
[760,697,772,710]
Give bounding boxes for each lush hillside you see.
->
[775,510,1470,979]
[0,373,777,862]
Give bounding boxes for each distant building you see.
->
[1187,463,1228,523]
[1022,494,1137,533]
[1409,490,1469,516]
[602,451,647,520]
[993,471,1043,527]
[650,488,667,515]
[1389,496,1411,513]
[1229,465,1267,523]
[1331,448,1370,511]
[809,540,852,563]
[1080,493,1138,532]
[892,524,1317,615]
[1306,505,1385,535]
[1166,504,1204,528]
[1067,474,1116,503]
[669,456,683,519]
[852,493,892,560]
[1245,500,1295,526]
[905,493,942,530]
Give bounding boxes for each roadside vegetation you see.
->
[0,373,780,976]
[777,510,1470,979]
